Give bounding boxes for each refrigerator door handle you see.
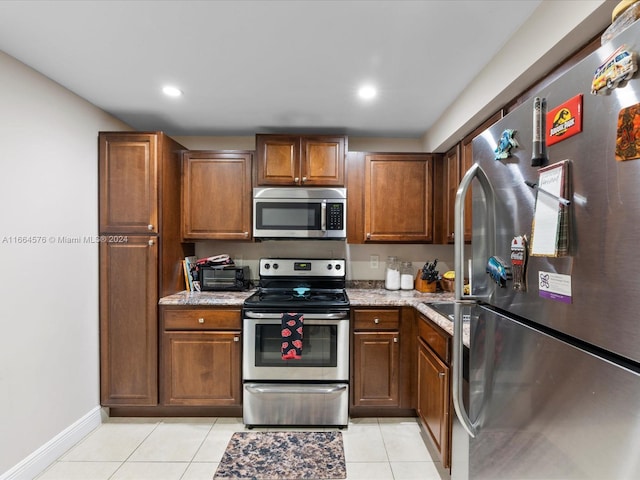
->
[454,162,495,301]
[452,162,495,438]
[452,301,477,437]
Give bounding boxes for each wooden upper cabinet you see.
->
[442,145,461,244]
[363,153,433,242]
[181,151,253,240]
[99,133,158,234]
[256,134,345,186]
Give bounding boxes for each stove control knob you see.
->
[264,263,270,269]
[273,263,279,270]
[335,264,341,270]
[327,264,333,270]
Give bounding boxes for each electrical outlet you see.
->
[370,255,379,269]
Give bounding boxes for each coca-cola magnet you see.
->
[510,235,528,292]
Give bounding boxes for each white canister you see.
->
[400,262,414,290]
[385,256,401,290]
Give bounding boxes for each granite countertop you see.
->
[159,287,467,344]
[159,290,255,306]
[347,289,468,343]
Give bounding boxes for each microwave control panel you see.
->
[327,203,344,230]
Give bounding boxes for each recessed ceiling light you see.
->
[358,85,377,100]
[162,86,183,97]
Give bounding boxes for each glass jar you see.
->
[385,256,401,290]
[400,262,414,290]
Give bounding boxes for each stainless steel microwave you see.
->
[253,187,346,239]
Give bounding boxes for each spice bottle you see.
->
[385,256,400,290]
[400,262,414,290]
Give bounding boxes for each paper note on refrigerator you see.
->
[530,160,570,256]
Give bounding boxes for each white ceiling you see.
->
[0,0,544,139]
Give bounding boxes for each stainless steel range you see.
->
[242,258,350,428]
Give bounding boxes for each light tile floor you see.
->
[35,417,448,480]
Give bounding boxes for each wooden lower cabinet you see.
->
[160,307,241,407]
[416,314,453,469]
[352,308,401,407]
[351,308,415,415]
[353,331,400,406]
[100,237,158,406]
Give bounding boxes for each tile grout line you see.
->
[106,418,164,480]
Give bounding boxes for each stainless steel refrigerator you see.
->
[451,20,640,480]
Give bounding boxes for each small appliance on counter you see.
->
[193,254,252,291]
[198,265,251,291]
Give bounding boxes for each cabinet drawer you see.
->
[418,316,450,363]
[353,309,400,330]
[163,309,241,330]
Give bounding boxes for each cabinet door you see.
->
[460,111,503,242]
[300,136,345,186]
[352,331,400,407]
[181,151,252,240]
[256,134,300,185]
[460,139,474,242]
[364,153,433,242]
[443,145,460,244]
[100,236,158,406]
[99,133,158,234]
[417,337,451,468]
[161,331,241,406]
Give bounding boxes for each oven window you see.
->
[255,203,321,230]
[254,324,337,367]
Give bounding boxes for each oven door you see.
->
[243,312,349,381]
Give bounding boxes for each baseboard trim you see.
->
[0,406,102,480]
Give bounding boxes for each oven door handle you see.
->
[243,311,349,320]
[245,384,347,395]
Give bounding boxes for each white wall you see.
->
[0,51,130,477]
[172,135,426,153]
[424,0,615,152]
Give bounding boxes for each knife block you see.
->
[415,272,437,293]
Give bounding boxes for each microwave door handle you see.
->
[321,200,327,232]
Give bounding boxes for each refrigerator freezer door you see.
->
[460,306,640,479]
[469,19,640,364]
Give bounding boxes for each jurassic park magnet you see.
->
[546,94,583,146]
[616,103,640,161]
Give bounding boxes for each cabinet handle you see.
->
[374,318,380,324]
[234,336,240,342]
[302,176,307,182]
[148,239,154,246]
[198,318,205,324]
[244,232,249,237]
[294,177,300,183]
[438,372,446,377]
[393,337,399,343]
[147,224,154,231]
[366,233,371,239]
